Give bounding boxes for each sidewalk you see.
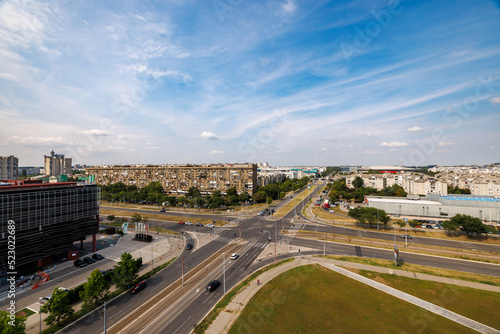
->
[205,256,500,334]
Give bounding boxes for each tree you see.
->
[253,191,267,203]
[441,220,458,236]
[226,186,238,197]
[131,212,142,223]
[395,220,407,231]
[186,187,201,198]
[41,288,74,326]
[113,252,138,289]
[142,217,149,225]
[408,220,418,232]
[80,269,109,309]
[107,214,116,221]
[450,214,484,236]
[267,197,273,205]
[0,310,26,334]
[352,176,364,189]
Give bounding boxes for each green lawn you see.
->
[229,264,476,334]
[356,269,500,330]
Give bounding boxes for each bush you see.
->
[107,214,116,221]
[105,227,116,234]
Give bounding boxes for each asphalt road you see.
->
[57,182,500,333]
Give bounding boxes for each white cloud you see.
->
[276,148,291,153]
[9,136,64,145]
[380,141,408,147]
[281,0,297,14]
[201,131,221,140]
[438,142,454,147]
[121,64,191,82]
[79,129,113,136]
[406,126,423,132]
[210,150,224,155]
[490,96,500,105]
[320,147,327,151]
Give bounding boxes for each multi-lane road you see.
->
[58,183,500,333]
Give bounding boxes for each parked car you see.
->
[400,235,413,239]
[207,223,214,228]
[129,281,147,294]
[159,208,165,212]
[74,259,87,268]
[206,280,221,292]
[185,221,193,225]
[92,253,104,260]
[186,243,193,250]
[195,222,203,227]
[178,221,185,224]
[230,253,239,260]
[83,256,95,264]
[426,224,433,229]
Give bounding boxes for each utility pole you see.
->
[324,233,326,256]
[239,222,241,238]
[104,300,107,334]
[39,301,42,334]
[274,220,277,266]
[182,256,184,285]
[151,242,154,274]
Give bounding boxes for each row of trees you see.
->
[447,185,471,194]
[252,177,310,204]
[38,252,141,328]
[348,207,391,228]
[328,178,407,202]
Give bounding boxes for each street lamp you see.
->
[222,252,226,294]
[38,300,43,334]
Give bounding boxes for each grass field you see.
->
[104,209,227,226]
[353,269,500,330]
[275,186,316,218]
[229,264,476,334]
[320,255,500,286]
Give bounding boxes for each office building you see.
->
[0,180,100,282]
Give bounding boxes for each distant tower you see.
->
[44,151,72,177]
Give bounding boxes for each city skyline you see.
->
[1,0,500,167]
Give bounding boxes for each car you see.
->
[270,209,275,214]
[178,221,185,224]
[83,256,95,264]
[230,253,239,260]
[195,222,203,227]
[159,208,165,212]
[92,253,104,260]
[186,243,193,250]
[206,280,221,292]
[129,281,147,294]
[207,223,214,228]
[400,235,413,239]
[185,221,193,225]
[426,224,433,229]
[74,259,87,268]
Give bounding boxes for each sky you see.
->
[1,0,500,167]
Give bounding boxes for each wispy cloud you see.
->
[406,126,423,132]
[210,150,224,155]
[380,142,408,148]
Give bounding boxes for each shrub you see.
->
[105,227,116,234]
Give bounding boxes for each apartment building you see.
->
[0,155,18,179]
[44,150,72,177]
[346,173,448,196]
[86,163,257,194]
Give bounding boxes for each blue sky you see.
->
[1,0,499,167]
